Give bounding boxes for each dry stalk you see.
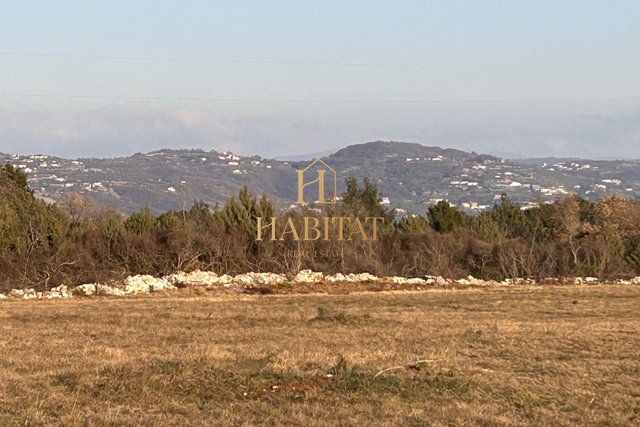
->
[374,358,439,378]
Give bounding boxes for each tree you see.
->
[219,186,275,243]
[1,163,29,193]
[427,200,468,233]
[57,193,95,226]
[0,164,70,289]
[489,195,527,238]
[395,213,429,234]
[125,205,157,235]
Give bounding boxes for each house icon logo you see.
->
[296,158,337,205]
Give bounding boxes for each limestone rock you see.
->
[233,272,287,285]
[435,276,448,286]
[326,273,380,283]
[98,285,127,296]
[167,270,216,286]
[385,276,427,285]
[72,283,126,297]
[41,285,72,299]
[294,270,324,283]
[456,275,486,286]
[166,271,233,287]
[124,275,176,293]
[347,273,379,282]
[72,284,96,296]
[8,288,38,299]
[325,273,347,282]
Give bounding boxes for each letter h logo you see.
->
[296,158,337,204]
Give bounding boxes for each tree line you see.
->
[2,164,640,292]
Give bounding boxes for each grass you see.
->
[0,285,639,426]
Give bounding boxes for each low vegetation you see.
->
[1,286,638,425]
[3,163,640,292]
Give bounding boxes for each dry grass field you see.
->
[1,285,639,426]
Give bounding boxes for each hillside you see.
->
[1,141,639,213]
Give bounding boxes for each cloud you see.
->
[0,105,235,157]
[397,110,640,159]
[0,105,351,158]
[50,128,81,141]
[0,104,639,159]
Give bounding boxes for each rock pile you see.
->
[6,286,73,299]
[620,277,640,285]
[456,275,494,286]
[166,271,233,287]
[43,285,72,298]
[1,272,639,300]
[233,272,287,286]
[294,270,324,283]
[124,275,176,293]
[386,276,426,285]
[325,272,380,283]
[72,283,126,297]
[8,288,38,299]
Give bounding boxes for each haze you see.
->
[1,1,639,159]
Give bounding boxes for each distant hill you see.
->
[512,157,640,166]
[274,148,337,161]
[2,141,639,214]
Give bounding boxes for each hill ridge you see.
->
[1,141,638,213]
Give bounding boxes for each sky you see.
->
[0,0,639,159]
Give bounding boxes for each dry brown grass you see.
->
[1,285,639,426]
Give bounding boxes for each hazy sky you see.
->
[1,1,639,159]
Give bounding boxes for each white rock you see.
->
[72,284,126,297]
[166,271,232,287]
[325,273,347,282]
[294,270,324,283]
[573,277,598,285]
[456,275,485,286]
[324,273,379,283]
[124,275,176,293]
[347,273,379,282]
[41,285,72,299]
[98,286,128,296]
[385,276,427,285]
[435,276,448,286]
[233,272,286,285]
[72,284,97,296]
[217,274,234,285]
[8,288,38,299]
